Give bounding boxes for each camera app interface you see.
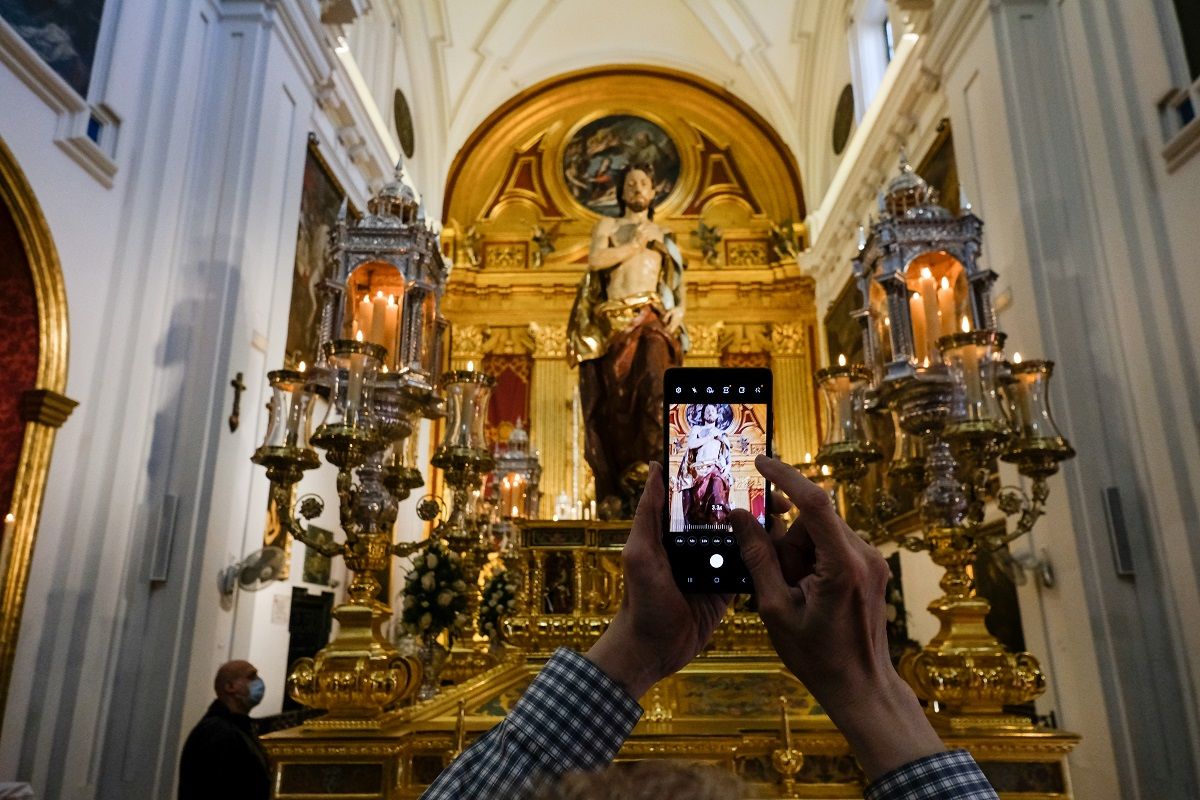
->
[667,394,769,534]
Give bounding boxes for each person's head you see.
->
[533,760,743,800]
[687,403,734,430]
[214,660,264,715]
[616,165,656,219]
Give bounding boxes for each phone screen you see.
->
[662,367,772,593]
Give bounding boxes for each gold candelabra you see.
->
[816,157,1075,731]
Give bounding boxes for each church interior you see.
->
[1,1,1199,798]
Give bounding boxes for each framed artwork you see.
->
[0,0,107,97]
[286,135,350,368]
[562,115,679,217]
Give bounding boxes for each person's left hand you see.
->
[586,462,732,699]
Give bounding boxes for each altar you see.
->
[263,521,1077,799]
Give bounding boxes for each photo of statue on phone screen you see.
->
[668,402,768,531]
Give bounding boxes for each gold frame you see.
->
[0,136,74,724]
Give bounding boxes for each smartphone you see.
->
[662,366,772,593]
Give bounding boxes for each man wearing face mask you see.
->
[178,660,270,800]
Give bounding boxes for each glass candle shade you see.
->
[311,339,386,463]
[1000,359,1075,475]
[262,369,315,449]
[815,362,882,474]
[889,408,925,477]
[252,369,320,478]
[938,330,1008,426]
[438,369,495,453]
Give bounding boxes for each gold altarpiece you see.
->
[263,68,1077,798]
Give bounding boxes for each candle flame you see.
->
[298,360,306,373]
[920,267,933,279]
[363,294,369,303]
[388,294,396,305]
[803,452,812,463]
[511,505,519,517]
[912,290,922,301]
[1013,352,1023,364]
[961,315,970,333]
[376,290,384,299]
[381,364,389,373]
[355,330,364,342]
[940,276,950,290]
[467,360,474,371]
[883,316,890,327]
[837,353,846,367]
[922,357,931,368]
[4,513,13,523]
[820,465,832,476]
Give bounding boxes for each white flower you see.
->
[426,553,438,569]
[419,612,432,630]
[452,580,466,592]
[402,596,416,610]
[488,598,498,607]
[437,591,453,607]
[506,599,517,609]
[448,551,460,563]
[421,572,436,591]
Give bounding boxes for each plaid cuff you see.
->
[509,647,644,769]
[420,648,642,799]
[865,749,999,800]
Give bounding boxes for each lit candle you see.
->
[589,499,596,519]
[937,277,955,336]
[370,290,388,346]
[837,353,846,367]
[466,360,474,372]
[298,361,306,373]
[919,268,940,353]
[383,294,399,362]
[803,452,812,463]
[961,315,971,333]
[1012,351,1023,364]
[3,513,13,543]
[358,293,373,337]
[909,292,927,363]
[348,331,366,415]
[511,505,519,517]
[575,500,583,520]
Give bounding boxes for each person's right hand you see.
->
[731,455,945,781]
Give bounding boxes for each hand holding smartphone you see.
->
[662,367,772,593]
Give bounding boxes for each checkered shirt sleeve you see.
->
[420,647,643,799]
[865,749,999,800]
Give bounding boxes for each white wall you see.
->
[0,1,409,798]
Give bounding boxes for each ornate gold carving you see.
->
[771,322,807,357]
[725,239,769,267]
[18,388,77,428]
[483,242,527,270]
[0,137,71,724]
[527,322,568,359]
[451,324,486,361]
[687,322,724,358]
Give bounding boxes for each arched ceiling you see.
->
[385,0,836,218]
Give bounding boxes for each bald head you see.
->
[214,660,261,714]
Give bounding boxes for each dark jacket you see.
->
[179,700,269,800]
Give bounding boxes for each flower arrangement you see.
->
[478,569,520,642]
[400,539,469,640]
